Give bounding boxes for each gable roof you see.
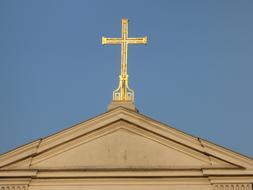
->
[0,107,253,174]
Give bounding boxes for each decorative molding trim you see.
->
[29,178,211,185]
[36,170,203,178]
[203,169,253,176]
[209,177,253,184]
[0,171,37,177]
[213,184,252,190]
[0,185,27,190]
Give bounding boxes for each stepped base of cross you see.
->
[108,101,138,112]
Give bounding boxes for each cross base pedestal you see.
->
[108,101,138,112]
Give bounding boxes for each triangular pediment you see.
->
[1,107,253,172]
[29,121,232,169]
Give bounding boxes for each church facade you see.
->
[0,107,253,190]
[0,19,252,190]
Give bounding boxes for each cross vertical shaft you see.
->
[121,19,128,77]
[102,18,147,103]
[120,19,128,101]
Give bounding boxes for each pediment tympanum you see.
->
[28,120,232,169]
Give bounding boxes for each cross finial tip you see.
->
[102,36,107,45]
[122,18,129,22]
[143,36,148,44]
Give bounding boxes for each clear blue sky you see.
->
[0,0,252,157]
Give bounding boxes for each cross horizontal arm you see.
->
[102,37,122,45]
[126,36,148,44]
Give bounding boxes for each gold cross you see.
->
[102,18,147,102]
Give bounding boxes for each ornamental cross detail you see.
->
[102,18,147,102]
